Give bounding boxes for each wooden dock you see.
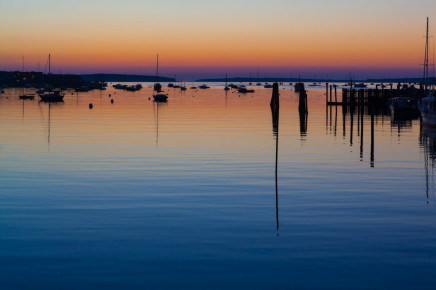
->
[325,83,426,107]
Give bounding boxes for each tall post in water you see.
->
[330,85,333,103]
[360,99,364,161]
[299,83,308,141]
[270,83,280,231]
[299,83,307,113]
[370,98,375,167]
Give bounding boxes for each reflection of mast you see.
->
[270,83,280,231]
[420,125,436,204]
[350,108,354,147]
[48,102,51,146]
[334,105,338,137]
[360,103,364,161]
[424,137,430,204]
[153,101,167,148]
[155,102,159,147]
[370,106,375,167]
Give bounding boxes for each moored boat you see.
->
[39,90,65,102]
[238,87,255,93]
[153,94,168,102]
[19,94,35,100]
[420,92,436,126]
[390,97,419,118]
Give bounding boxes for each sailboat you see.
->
[19,57,35,99]
[419,17,436,126]
[224,73,230,91]
[294,75,303,92]
[38,54,64,102]
[153,54,168,102]
[153,54,163,92]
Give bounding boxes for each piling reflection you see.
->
[324,94,422,168]
[270,83,280,231]
[420,125,436,204]
[298,83,308,142]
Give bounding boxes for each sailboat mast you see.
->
[156,54,159,82]
[424,17,429,92]
[49,54,51,75]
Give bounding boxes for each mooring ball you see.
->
[148,97,150,100]
[109,94,111,97]
[111,99,114,104]
[89,103,93,109]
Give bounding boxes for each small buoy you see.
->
[89,103,93,109]
[111,99,114,104]
[109,94,111,97]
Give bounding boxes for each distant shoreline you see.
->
[195,77,436,84]
[1,71,434,85]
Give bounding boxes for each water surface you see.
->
[0,84,435,289]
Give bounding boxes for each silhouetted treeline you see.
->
[0,71,87,88]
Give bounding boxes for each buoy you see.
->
[89,103,93,109]
[109,94,111,97]
[111,99,114,104]
[148,97,150,100]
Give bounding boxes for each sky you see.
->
[0,0,436,79]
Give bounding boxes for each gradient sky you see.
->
[0,0,435,79]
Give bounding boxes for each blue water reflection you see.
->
[1,85,436,289]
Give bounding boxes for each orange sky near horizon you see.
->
[0,0,435,76]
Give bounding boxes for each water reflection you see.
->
[21,98,33,118]
[420,125,436,204]
[270,84,280,231]
[327,104,378,167]
[2,87,436,288]
[39,101,64,151]
[153,100,168,147]
[325,98,422,168]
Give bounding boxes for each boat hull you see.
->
[153,94,168,102]
[421,111,436,127]
[19,94,35,100]
[39,92,65,102]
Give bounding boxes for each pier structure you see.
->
[326,84,426,108]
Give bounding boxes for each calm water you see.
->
[1,84,436,289]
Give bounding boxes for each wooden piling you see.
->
[299,83,307,113]
[330,85,332,103]
[270,83,280,110]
